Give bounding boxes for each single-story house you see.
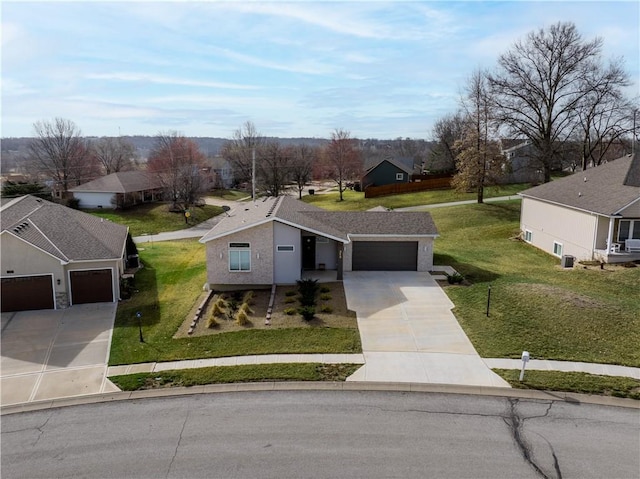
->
[1,195,129,312]
[361,157,414,189]
[200,196,438,289]
[69,171,164,209]
[519,153,640,264]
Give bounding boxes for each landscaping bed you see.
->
[174,282,357,337]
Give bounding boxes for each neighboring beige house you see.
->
[519,153,640,264]
[69,171,164,209]
[1,195,129,312]
[200,196,438,290]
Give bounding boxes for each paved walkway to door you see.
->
[342,271,510,387]
[0,303,119,406]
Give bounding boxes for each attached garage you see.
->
[70,269,114,305]
[1,275,55,312]
[352,241,418,271]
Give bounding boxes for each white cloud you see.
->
[84,72,260,90]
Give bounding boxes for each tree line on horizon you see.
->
[3,22,637,206]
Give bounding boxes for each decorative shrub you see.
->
[242,291,254,304]
[446,272,464,284]
[320,286,331,293]
[206,316,219,328]
[296,278,319,297]
[283,307,296,315]
[284,297,297,304]
[239,302,254,314]
[210,303,224,317]
[234,310,250,325]
[320,293,332,301]
[285,290,297,297]
[298,306,316,321]
[320,304,333,314]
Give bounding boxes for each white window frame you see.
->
[396,173,404,181]
[229,242,251,272]
[524,230,532,243]
[553,241,563,257]
[277,245,295,252]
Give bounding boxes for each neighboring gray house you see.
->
[1,195,129,312]
[200,196,438,289]
[519,153,640,264]
[209,157,234,189]
[69,171,164,208]
[361,157,413,189]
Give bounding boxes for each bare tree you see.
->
[453,69,505,203]
[575,59,633,169]
[221,121,264,186]
[147,131,207,209]
[256,141,291,197]
[290,144,317,199]
[489,22,630,182]
[92,137,137,174]
[322,129,362,201]
[428,112,468,173]
[28,118,90,197]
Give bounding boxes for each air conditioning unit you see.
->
[561,255,574,268]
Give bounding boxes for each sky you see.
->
[2,1,639,140]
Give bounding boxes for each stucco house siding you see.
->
[73,192,115,209]
[315,236,338,270]
[343,236,434,272]
[520,197,597,260]
[206,222,274,288]
[273,222,302,284]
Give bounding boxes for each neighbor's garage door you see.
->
[352,241,418,271]
[70,269,113,305]
[1,275,55,312]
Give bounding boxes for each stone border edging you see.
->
[2,381,637,415]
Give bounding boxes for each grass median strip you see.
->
[110,363,363,390]
[494,369,640,400]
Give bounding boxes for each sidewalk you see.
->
[107,354,640,381]
[395,195,521,211]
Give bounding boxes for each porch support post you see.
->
[606,217,615,252]
[337,243,344,281]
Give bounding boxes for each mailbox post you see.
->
[519,351,530,381]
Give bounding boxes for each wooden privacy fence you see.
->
[364,176,453,198]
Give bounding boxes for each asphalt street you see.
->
[2,391,638,479]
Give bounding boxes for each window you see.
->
[396,173,404,181]
[618,220,640,241]
[524,230,532,243]
[229,243,250,271]
[553,241,563,257]
[277,245,294,252]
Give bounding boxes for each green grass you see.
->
[301,184,529,211]
[87,203,223,236]
[494,369,640,400]
[109,240,361,366]
[110,363,362,390]
[429,201,640,367]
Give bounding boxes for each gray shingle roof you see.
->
[1,195,128,262]
[69,171,163,194]
[364,157,414,175]
[518,154,640,216]
[200,196,438,243]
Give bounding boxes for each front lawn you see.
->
[301,184,529,211]
[87,202,223,236]
[109,240,361,366]
[430,201,640,367]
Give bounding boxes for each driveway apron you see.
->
[343,271,509,387]
[1,303,119,406]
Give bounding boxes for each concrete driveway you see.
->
[343,271,509,387]
[1,303,119,406]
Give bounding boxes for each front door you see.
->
[302,236,316,270]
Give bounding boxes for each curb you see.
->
[2,381,637,415]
